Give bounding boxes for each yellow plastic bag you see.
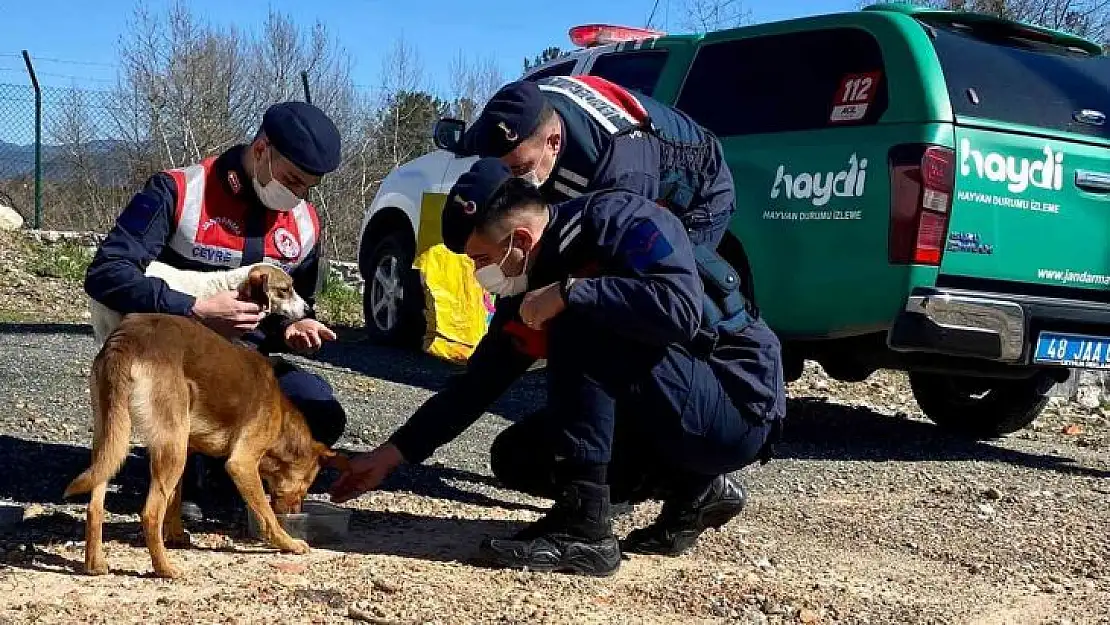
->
[413,244,495,365]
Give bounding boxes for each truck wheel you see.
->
[360,230,423,347]
[908,371,1051,440]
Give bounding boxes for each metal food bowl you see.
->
[246,499,351,545]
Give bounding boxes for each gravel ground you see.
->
[1,232,1109,624]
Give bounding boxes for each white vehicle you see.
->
[354,24,671,345]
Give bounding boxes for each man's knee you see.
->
[489,416,558,498]
[274,363,347,447]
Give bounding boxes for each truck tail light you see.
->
[888,145,955,266]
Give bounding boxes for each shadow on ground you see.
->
[0,322,93,337]
[0,435,545,520]
[774,396,1110,478]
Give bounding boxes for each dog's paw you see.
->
[85,560,109,576]
[153,563,184,579]
[283,539,310,555]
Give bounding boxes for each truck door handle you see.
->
[1075,170,1110,193]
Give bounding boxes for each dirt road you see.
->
[1,317,1108,624]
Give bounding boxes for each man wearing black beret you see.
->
[85,101,348,522]
[332,157,785,577]
[456,75,737,254]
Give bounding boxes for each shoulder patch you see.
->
[116,193,163,239]
[623,219,674,272]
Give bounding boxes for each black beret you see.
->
[442,157,514,253]
[262,101,342,177]
[461,81,547,158]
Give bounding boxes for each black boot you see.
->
[180,455,242,524]
[479,480,622,577]
[621,474,747,557]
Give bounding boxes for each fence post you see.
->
[301,70,312,104]
[21,50,42,230]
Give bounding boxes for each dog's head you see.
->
[261,441,338,515]
[237,264,308,321]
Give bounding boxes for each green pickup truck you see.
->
[368,3,1110,439]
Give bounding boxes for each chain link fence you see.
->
[0,62,453,263]
[0,82,139,232]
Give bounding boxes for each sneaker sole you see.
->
[478,540,622,578]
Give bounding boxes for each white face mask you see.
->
[520,169,543,187]
[518,143,553,188]
[474,234,529,297]
[253,147,302,212]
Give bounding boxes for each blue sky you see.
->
[0,0,855,143]
[0,0,856,90]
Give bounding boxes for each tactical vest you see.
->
[163,157,319,272]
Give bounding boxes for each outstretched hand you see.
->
[328,443,405,504]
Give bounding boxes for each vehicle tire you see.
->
[360,230,423,348]
[908,371,1052,440]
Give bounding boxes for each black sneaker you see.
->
[621,474,747,556]
[479,480,622,577]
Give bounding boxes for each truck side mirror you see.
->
[433,118,467,153]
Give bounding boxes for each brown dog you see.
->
[64,311,335,579]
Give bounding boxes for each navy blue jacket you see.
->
[388,189,705,464]
[83,145,322,352]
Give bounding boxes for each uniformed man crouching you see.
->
[330,158,786,576]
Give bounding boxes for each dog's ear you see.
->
[239,268,271,311]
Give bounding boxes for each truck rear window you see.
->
[587,50,668,97]
[929,23,1110,141]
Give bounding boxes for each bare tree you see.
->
[680,0,750,32]
[871,0,1109,42]
[47,86,108,230]
[448,50,505,122]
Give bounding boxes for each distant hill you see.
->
[0,139,134,184]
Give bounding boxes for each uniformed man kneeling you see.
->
[330,158,786,576]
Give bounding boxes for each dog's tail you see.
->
[64,332,135,498]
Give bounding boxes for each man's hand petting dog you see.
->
[191,290,265,338]
[285,319,336,354]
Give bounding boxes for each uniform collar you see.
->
[215,144,265,209]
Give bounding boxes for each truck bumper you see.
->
[887,287,1110,364]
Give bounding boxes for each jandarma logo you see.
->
[770,154,868,207]
[959,139,1064,194]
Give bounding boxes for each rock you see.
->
[371,577,400,594]
[982,487,1003,500]
[799,608,821,624]
[738,606,770,625]
[21,503,45,520]
[269,561,307,575]
[347,605,404,625]
[0,205,22,231]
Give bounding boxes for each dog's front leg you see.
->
[224,455,309,555]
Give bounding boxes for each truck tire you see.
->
[360,230,423,347]
[908,371,1051,440]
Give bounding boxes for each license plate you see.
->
[1033,331,1110,369]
